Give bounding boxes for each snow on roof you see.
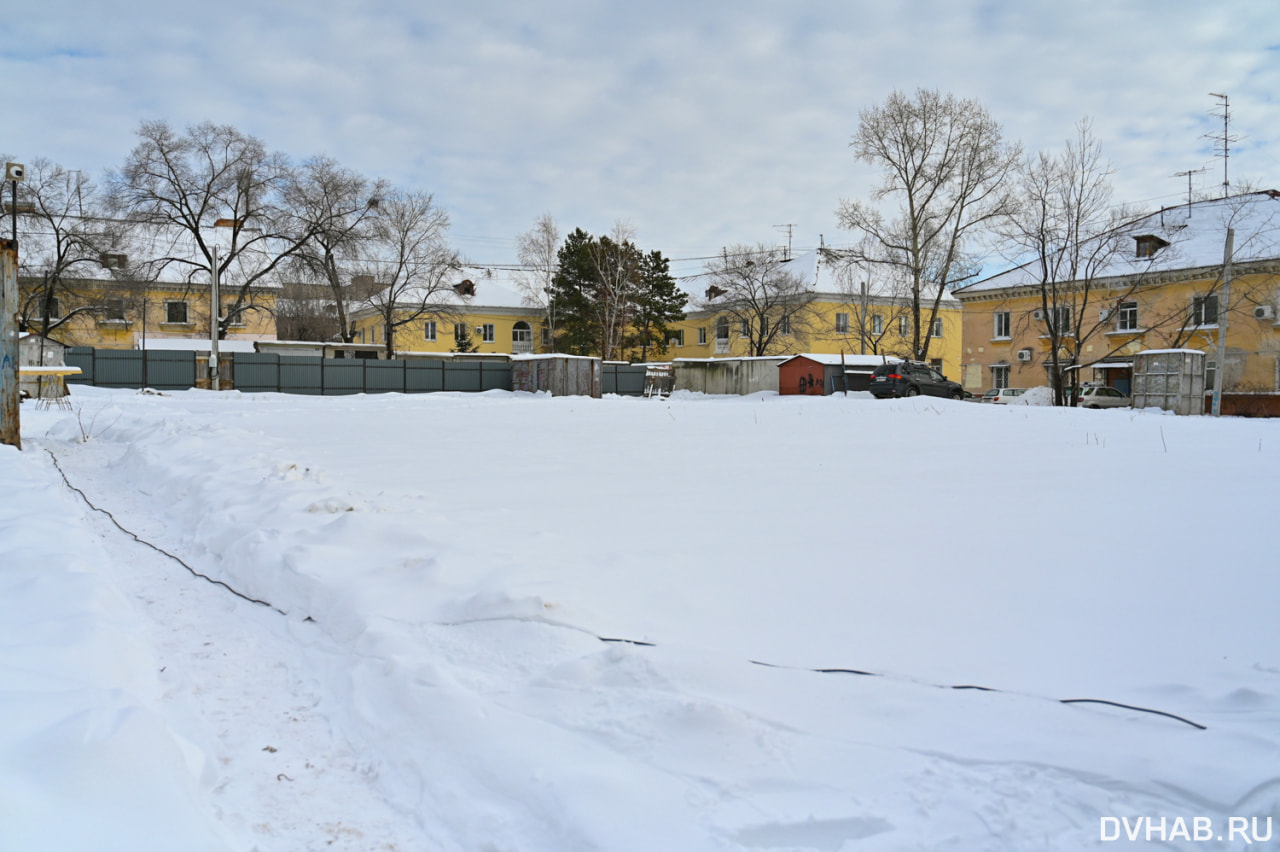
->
[141,338,258,353]
[958,191,1280,296]
[780,353,902,367]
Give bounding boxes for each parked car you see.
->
[869,361,965,400]
[1076,386,1131,409]
[981,388,1027,404]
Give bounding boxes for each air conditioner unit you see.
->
[1254,305,1275,320]
[1032,309,1045,321]
[475,326,484,333]
[1017,349,1033,362]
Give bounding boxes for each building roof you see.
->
[957,190,1280,296]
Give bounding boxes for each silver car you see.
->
[1076,386,1130,409]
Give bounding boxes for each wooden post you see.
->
[1,239,20,449]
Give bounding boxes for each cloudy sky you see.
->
[6,0,1279,278]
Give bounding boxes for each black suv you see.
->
[869,361,964,399]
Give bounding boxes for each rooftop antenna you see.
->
[1174,167,1207,214]
[1206,93,1238,198]
[773,223,796,259]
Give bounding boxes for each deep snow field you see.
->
[2,386,1279,851]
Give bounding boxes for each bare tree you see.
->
[700,244,817,356]
[360,190,462,358]
[109,120,342,337]
[283,156,389,343]
[13,159,115,345]
[512,212,561,351]
[996,120,1135,404]
[838,89,1019,361]
[823,243,915,357]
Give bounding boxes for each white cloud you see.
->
[5,0,1278,270]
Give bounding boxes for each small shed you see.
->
[18,334,68,398]
[1131,349,1205,415]
[778,354,898,395]
[511,354,602,398]
[673,357,788,395]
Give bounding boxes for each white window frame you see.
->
[993,311,1010,339]
[1192,294,1219,326]
[668,329,684,347]
[991,364,1010,390]
[898,315,909,336]
[481,323,495,344]
[424,320,437,342]
[779,315,790,335]
[835,312,849,334]
[1116,301,1139,331]
[454,322,467,343]
[871,314,884,335]
[931,317,943,338]
[697,326,707,345]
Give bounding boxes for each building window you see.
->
[512,321,532,353]
[740,319,750,336]
[871,314,884,335]
[779,315,790,335]
[835,312,850,334]
[930,358,943,371]
[1192,295,1219,326]
[991,364,1010,389]
[223,301,244,326]
[697,326,707,345]
[993,311,1010,338]
[898,316,909,336]
[164,300,189,324]
[482,324,495,343]
[541,324,551,346]
[424,321,437,341]
[668,329,684,347]
[1116,301,1138,331]
[1206,358,1217,392]
[1048,306,1071,333]
[103,299,126,321]
[454,323,467,343]
[931,318,943,338]
[716,317,730,340]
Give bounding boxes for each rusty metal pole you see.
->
[1,238,20,449]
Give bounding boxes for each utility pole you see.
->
[2,163,25,450]
[1211,228,1234,417]
[210,245,221,391]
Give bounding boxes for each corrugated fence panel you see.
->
[604,364,646,396]
[146,351,197,390]
[93,350,145,388]
[364,360,407,394]
[279,357,323,395]
[406,360,445,392]
[232,353,280,393]
[480,362,512,391]
[66,347,94,384]
[323,360,367,395]
[444,361,482,392]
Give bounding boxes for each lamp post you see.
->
[1,163,25,449]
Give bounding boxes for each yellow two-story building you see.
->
[955,191,1280,412]
[663,249,964,380]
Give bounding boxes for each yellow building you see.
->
[954,192,1280,410]
[663,249,964,380]
[19,273,278,350]
[349,278,545,357]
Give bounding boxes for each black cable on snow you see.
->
[45,448,289,617]
[42,450,1208,731]
[1059,698,1207,731]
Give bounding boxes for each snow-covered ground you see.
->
[3,387,1278,851]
